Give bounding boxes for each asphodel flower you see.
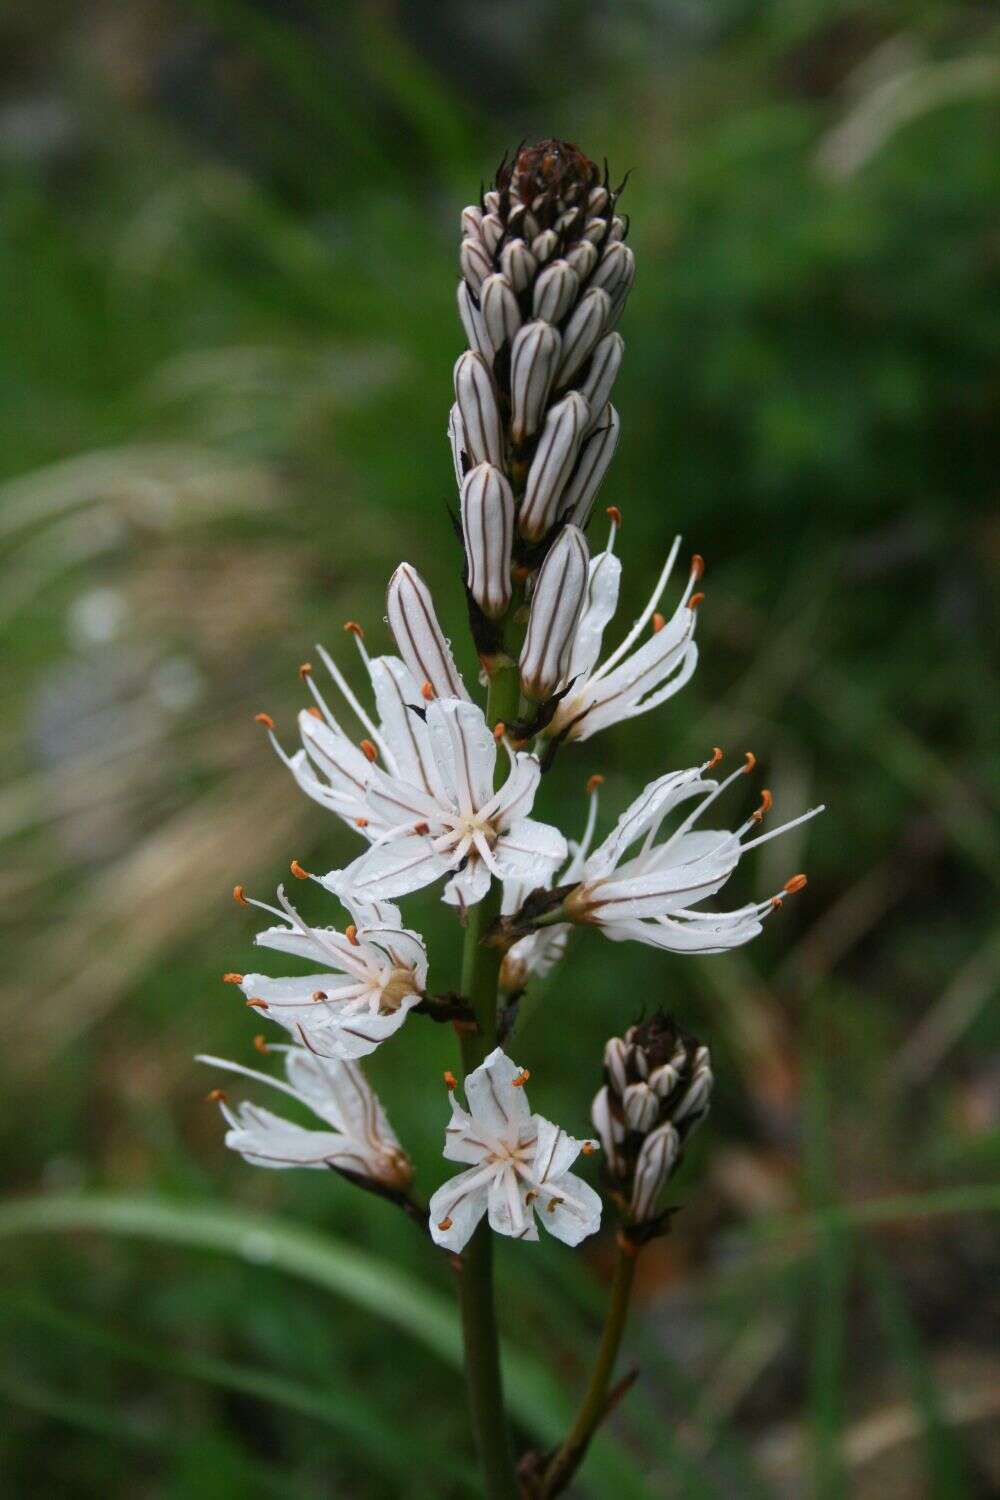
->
[227,883,426,1060]
[199,1045,412,1188]
[429,1047,602,1252]
[518,524,590,700]
[564,751,823,952]
[460,463,514,621]
[591,1014,712,1224]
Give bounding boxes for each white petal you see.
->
[294,998,420,1060]
[536,1172,603,1247]
[494,819,568,882]
[482,754,540,830]
[565,550,622,683]
[531,1115,585,1183]
[600,909,765,954]
[429,1167,492,1252]
[441,856,492,908]
[362,763,445,833]
[464,1047,532,1137]
[443,1097,491,1164]
[425,697,495,815]
[585,770,707,879]
[223,1103,372,1173]
[487,1168,538,1240]
[368,655,447,800]
[283,1049,400,1151]
[339,838,453,901]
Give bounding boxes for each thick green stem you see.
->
[453,657,523,1500]
[542,1244,638,1497]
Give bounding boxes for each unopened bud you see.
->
[531,228,559,264]
[519,392,590,541]
[562,404,621,530]
[533,258,580,323]
[565,238,598,279]
[386,562,469,702]
[479,273,522,352]
[519,524,590,699]
[499,238,537,294]
[510,320,563,446]
[447,402,467,490]
[623,1081,659,1133]
[557,286,611,385]
[461,464,514,620]
[578,333,624,431]
[456,281,493,363]
[454,351,504,469]
[630,1123,680,1221]
[592,242,635,303]
[460,235,493,292]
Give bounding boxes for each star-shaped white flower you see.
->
[566,751,823,953]
[230,884,427,1059]
[546,517,701,744]
[328,696,566,908]
[429,1048,602,1252]
[198,1045,412,1188]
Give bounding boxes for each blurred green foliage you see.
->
[1,2,998,1496]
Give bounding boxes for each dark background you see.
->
[2,2,998,1496]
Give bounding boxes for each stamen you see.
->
[312,991,328,1001]
[443,1070,458,1090]
[525,1189,539,1204]
[581,1140,597,1154]
[343,621,365,639]
[222,972,243,984]
[588,534,682,684]
[707,746,724,769]
[546,1196,564,1213]
[421,680,435,701]
[290,859,311,880]
[414,822,429,835]
[743,751,756,774]
[437,1216,453,1231]
[359,739,378,762]
[753,789,773,822]
[253,1035,268,1054]
[493,722,506,742]
[586,773,604,794]
[687,591,704,610]
[345,924,360,946]
[298,662,312,679]
[246,998,269,1011]
[306,706,323,719]
[784,873,808,894]
[605,504,622,527]
[511,1069,530,1087]
[233,885,249,906]
[356,817,369,828]
[206,1088,227,1103]
[254,712,275,729]
[690,554,705,581]
[652,612,665,633]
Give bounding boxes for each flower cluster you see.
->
[201,139,821,1268]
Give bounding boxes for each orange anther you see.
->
[253,1034,269,1054]
[743,752,757,774]
[581,1141,597,1155]
[421,680,435,701]
[753,789,773,822]
[306,705,323,719]
[770,895,784,909]
[586,773,604,795]
[437,1216,454,1231]
[511,1069,530,1088]
[707,747,724,769]
[359,739,378,762]
[233,885,249,906]
[652,612,666,633]
[312,990,328,1001]
[443,1070,458,1091]
[414,821,429,835]
[246,997,269,1011]
[784,873,808,895]
[222,972,243,985]
[356,817,369,828]
[493,722,506,741]
[690,553,705,581]
[206,1088,227,1103]
[606,505,622,527]
[345,924,359,946]
[254,712,275,729]
[687,591,705,610]
[546,1196,563,1213]
[343,621,365,638]
[298,662,312,679]
[290,859,310,880]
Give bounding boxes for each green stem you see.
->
[542,1244,638,1497]
[453,656,523,1500]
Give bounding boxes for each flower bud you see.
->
[557,286,611,385]
[532,259,579,323]
[479,273,522,352]
[480,212,504,254]
[499,238,537,294]
[453,351,504,469]
[592,1012,713,1225]
[565,239,598,279]
[531,229,559,264]
[460,463,514,620]
[518,391,590,541]
[447,403,467,489]
[578,332,624,429]
[460,235,493,293]
[456,282,492,363]
[460,204,483,239]
[561,404,621,530]
[386,562,469,702]
[510,321,563,447]
[519,524,590,700]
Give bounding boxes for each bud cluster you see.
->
[591,1014,712,1229]
[453,140,633,680]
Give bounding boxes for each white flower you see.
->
[198,1045,412,1188]
[565,751,823,953]
[229,883,426,1060]
[428,1048,602,1252]
[499,775,602,993]
[329,695,567,908]
[546,516,701,744]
